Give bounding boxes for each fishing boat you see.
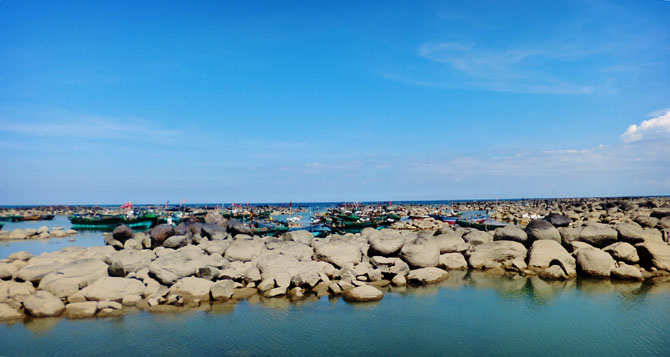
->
[428,214,458,224]
[457,220,506,231]
[21,215,41,221]
[69,214,153,230]
[39,214,55,220]
[0,222,4,230]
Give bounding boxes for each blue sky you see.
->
[1,0,669,204]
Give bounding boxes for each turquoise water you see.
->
[2,272,669,356]
[0,216,107,259]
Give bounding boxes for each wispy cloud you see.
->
[621,109,670,143]
[0,111,182,143]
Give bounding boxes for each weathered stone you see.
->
[314,240,362,268]
[168,277,213,305]
[579,223,618,248]
[526,219,561,243]
[558,227,582,246]
[150,224,175,246]
[493,226,529,245]
[112,225,135,243]
[0,303,23,321]
[636,242,670,271]
[467,241,527,270]
[8,251,32,261]
[462,230,493,246]
[433,233,467,253]
[575,248,615,278]
[65,301,98,319]
[544,213,571,227]
[80,277,145,302]
[163,235,189,249]
[204,211,226,226]
[107,250,155,277]
[281,230,314,246]
[438,253,468,270]
[369,232,405,256]
[211,280,235,300]
[224,239,264,262]
[400,237,439,268]
[149,246,223,285]
[527,240,577,278]
[38,258,109,298]
[611,263,643,281]
[342,285,383,302]
[23,291,65,317]
[391,274,406,286]
[406,267,449,284]
[603,242,639,264]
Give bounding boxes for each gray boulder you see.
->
[314,240,362,268]
[200,223,227,239]
[611,262,643,281]
[558,226,582,246]
[579,223,618,248]
[636,242,670,270]
[575,248,615,278]
[342,285,383,302]
[603,242,639,264]
[406,267,449,284]
[79,277,145,302]
[544,213,571,227]
[224,239,264,262]
[168,277,214,305]
[493,225,529,245]
[466,241,527,270]
[204,211,226,226]
[0,303,23,321]
[227,219,252,236]
[65,301,98,319]
[635,215,658,228]
[526,219,561,243]
[23,291,65,317]
[433,233,467,253]
[149,246,223,285]
[163,235,189,249]
[438,253,468,270]
[150,224,175,246]
[462,230,493,246]
[527,240,577,278]
[616,222,662,244]
[369,232,405,256]
[265,240,313,261]
[400,237,440,268]
[112,225,134,243]
[281,230,314,246]
[107,250,155,277]
[38,258,109,298]
[211,280,235,300]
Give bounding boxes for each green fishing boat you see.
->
[69,214,153,230]
[0,222,4,230]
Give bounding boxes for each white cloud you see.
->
[621,109,670,143]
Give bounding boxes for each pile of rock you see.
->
[0,227,77,241]
[2,208,670,322]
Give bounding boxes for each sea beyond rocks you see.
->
[1,196,670,322]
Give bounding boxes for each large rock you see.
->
[149,246,224,285]
[575,248,615,278]
[406,267,449,284]
[112,225,135,243]
[544,213,571,227]
[314,239,362,268]
[210,280,235,300]
[615,223,661,244]
[198,240,231,256]
[23,291,65,317]
[150,224,175,246]
[399,237,439,268]
[15,261,63,283]
[611,263,643,281]
[438,253,468,270]
[281,230,314,246]
[462,230,493,246]
[224,239,264,262]
[658,217,670,230]
[342,285,383,302]
[369,232,405,256]
[603,242,639,264]
[558,227,582,246]
[8,229,28,240]
[107,250,155,277]
[579,223,618,248]
[200,223,227,239]
[466,241,527,270]
[79,277,145,302]
[65,301,98,319]
[525,219,561,243]
[265,240,314,261]
[168,277,214,305]
[493,225,529,245]
[227,219,252,236]
[38,258,109,298]
[433,233,467,253]
[635,215,658,228]
[204,211,226,226]
[163,235,189,249]
[527,240,576,278]
[0,303,23,321]
[636,242,670,270]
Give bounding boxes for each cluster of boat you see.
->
[0,214,55,222]
[63,203,505,235]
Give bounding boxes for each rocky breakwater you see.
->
[2,210,670,322]
[0,226,77,241]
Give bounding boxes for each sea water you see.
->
[1,272,669,356]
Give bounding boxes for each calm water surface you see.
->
[1,216,109,258]
[1,272,669,356]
